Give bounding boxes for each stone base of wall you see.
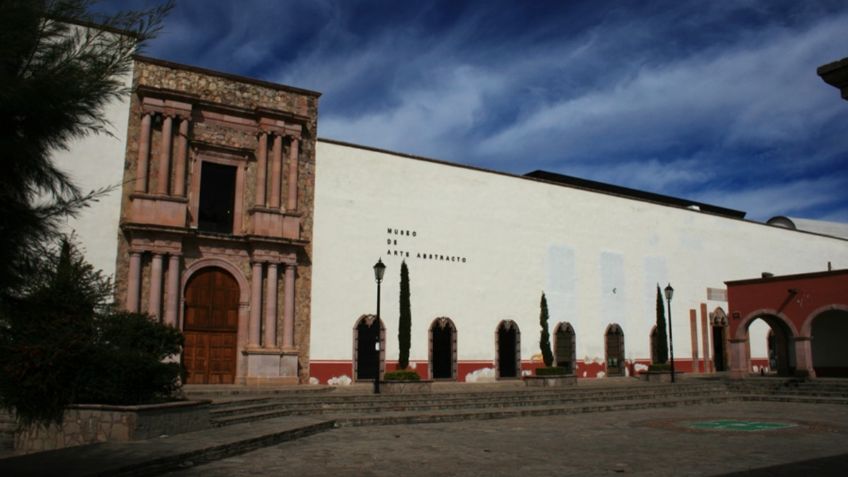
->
[642,371,673,383]
[14,400,210,455]
[524,375,577,387]
[380,381,433,394]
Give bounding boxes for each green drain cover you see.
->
[688,420,796,431]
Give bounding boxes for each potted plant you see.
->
[382,261,431,393]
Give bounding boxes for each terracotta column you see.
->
[689,309,699,373]
[127,251,142,312]
[157,115,173,195]
[270,135,282,209]
[263,262,278,348]
[282,263,296,348]
[148,253,164,320]
[249,262,263,347]
[255,132,268,207]
[286,137,299,211]
[793,337,816,378]
[173,118,189,197]
[135,113,151,192]
[164,254,180,328]
[729,338,748,379]
[700,304,710,373]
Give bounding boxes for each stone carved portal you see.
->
[605,324,625,376]
[496,320,520,378]
[354,315,384,381]
[183,267,239,384]
[554,322,576,374]
[430,317,457,380]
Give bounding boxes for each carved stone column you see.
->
[157,115,173,195]
[286,137,299,211]
[270,135,282,209]
[173,117,189,197]
[148,253,164,320]
[263,262,278,348]
[282,263,296,348]
[127,251,142,312]
[255,132,268,207]
[164,254,180,327]
[249,262,263,347]
[135,113,152,192]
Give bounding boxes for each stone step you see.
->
[210,389,732,427]
[737,394,848,405]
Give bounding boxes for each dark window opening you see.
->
[198,162,236,234]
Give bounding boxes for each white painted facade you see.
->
[310,140,848,375]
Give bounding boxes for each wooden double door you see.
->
[183,268,239,384]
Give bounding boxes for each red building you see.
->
[726,269,848,378]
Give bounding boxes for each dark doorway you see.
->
[183,267,239,384]
[430,318,456,379]
[811,309,848,377]
[497,321,520,378]
[712,326,727,371]
[198,161,236,234]
[554,323,576,374]
[355,316,382,381]
[605,324,625,376]
[748,316,795,376]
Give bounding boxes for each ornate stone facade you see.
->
[115,56,319,384]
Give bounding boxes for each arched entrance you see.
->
[554,322,576,374]
[810,309,848,377]
[354,315,384,381]
[183,267,240,384]
[711,308,729,372]
[745,315,796,376]
[496,320,520,379]
[429,317,457,380]
[605,324,625,376]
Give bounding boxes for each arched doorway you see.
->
[810,309,848,377]
[605,324,625,376]
[649,325,658,364]
[745,315,796,376]
[183,267,240,384]
[354,315,384,381]
[711,308,729,372]
[554,322,576,374]
[496,320,520,378]
[430,317,457,380]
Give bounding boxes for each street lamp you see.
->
[373,258,386,394]
[664,283,675,383]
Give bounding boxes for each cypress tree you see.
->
[398,260,411,369]
[539,292,554,367]
[655,285,669,364]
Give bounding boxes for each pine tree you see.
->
[398,260,411,369]
[655,285,669,364]
[539,292,554,367]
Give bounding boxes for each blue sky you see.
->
[103,1,848,222]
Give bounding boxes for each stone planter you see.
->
[524,375,577,387]
[380,380,433,394]
[643,371,673,383]
[15,400,211,454]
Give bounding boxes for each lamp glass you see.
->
[664,283,674,301]
[373,258,386,282]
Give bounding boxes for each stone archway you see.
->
[710,308,729,372]
[554,322,576,374]
[353,314,385,382]
[808,308,848,377]
[496,320,521,379]
[605,324,625,376]
[733,311,798,377]
[183,267,240,384]
[429,317,457,380]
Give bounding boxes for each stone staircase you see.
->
[200,381,735,428]
[726,377,848,404]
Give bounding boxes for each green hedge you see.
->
[535,366,569,376]
[383,369,421,381]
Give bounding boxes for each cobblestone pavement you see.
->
[168,401,848,476]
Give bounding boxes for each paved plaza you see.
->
[168,401,848,477]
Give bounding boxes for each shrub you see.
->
[539,292,554,367]
[535,366,568,376]
[383,369,421,381]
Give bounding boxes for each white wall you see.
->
[311,141,848,365]
[55,64,132,281]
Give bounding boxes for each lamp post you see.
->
[373,258,386,394]
[664,283,675,383]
